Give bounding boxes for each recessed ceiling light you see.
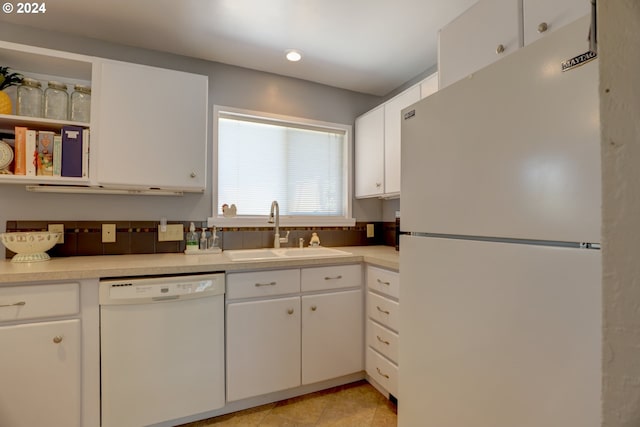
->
[285,49,302,62]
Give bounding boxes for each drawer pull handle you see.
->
[376,367,390,379]
[311,305,317,311]
[53,336,63,344]
[376,278,391,286]
[376,306,390,315]
[324,275,342,280]
[287,308,294,315]
[255,281,277,287]
[0,301,26,308]
[376,335,390,345]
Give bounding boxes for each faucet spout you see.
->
[268,200,289,248]
[269,200,281,248]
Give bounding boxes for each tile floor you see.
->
[178,380,397,426]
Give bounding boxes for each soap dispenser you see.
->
[199,228,208,250]
[186,222,199,252]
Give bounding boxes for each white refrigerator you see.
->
[399,16,601,427]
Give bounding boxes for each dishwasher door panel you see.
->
[101,293,225,427]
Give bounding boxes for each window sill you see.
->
[207,216,356,228]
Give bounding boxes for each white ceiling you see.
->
[0,0,477,96]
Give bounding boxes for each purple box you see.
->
[61,126,84,177]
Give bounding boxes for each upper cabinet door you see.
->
[523,0,590,45]
[94,60,208,191]
[384,85,420,196]
[438,0,522,89]
[355,105,384,198]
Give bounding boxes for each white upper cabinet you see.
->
[94,60,208,191]
[439,0,591,88]
[0,41,93,186]
[0,41,209,193]
[355,105,385,198]
[355,74,433,199]
[523,0,590,45]
[383,85,420,196]
[438,0,522,89]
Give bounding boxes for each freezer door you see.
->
[401,17,600,243]
[399,235,601,427]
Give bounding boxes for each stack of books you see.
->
[12,125,89,178]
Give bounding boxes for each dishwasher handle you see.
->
[152,295,180,302]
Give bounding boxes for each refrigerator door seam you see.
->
[408,232,600,249]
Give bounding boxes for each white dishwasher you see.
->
[100,273,225,427]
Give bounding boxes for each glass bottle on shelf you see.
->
[16,77,44,118]
[70,84,91,123]
[44,81,69,120]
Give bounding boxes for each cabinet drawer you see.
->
[367,291,399,332]
[0,283,79,323]
[366,347,398,397]
[367,266,399,299]
[226,269,300,299]
[367,320,398,364]
[301,264,362,292]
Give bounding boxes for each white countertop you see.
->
[0,246,399,284]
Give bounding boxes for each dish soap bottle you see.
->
[199,228,208,250]
[186,222,199,252]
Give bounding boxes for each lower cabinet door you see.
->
[226,297,301,401]
[0,319,81,427]
[301,289,364,385]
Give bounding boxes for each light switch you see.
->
[102,224,116,243]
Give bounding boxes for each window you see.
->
[213,106,354,226]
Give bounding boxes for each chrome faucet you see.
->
[268,200,289,248]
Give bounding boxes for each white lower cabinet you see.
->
[365,265,400,398]
[226,296,301,402]
[226,265,363,401]
[302,289,363,385]
[0,283,87,427]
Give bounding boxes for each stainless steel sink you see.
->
[224,247,351,261]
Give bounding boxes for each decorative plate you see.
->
[0,140,13,171]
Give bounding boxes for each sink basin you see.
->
[273,247,351,258]
[224,249,281,261]
[225,247,351,261]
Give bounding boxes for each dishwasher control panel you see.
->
[99,273,225,305]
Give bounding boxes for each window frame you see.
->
[210,105,355,227]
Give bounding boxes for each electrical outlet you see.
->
[48,223,64,244]
[367,223,375,238]
[158,224,184,242]
[102,224,116,243]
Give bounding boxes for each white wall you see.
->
[0,23,384,230]
[600,1,640,425]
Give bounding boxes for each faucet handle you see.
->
[279,230,290,243]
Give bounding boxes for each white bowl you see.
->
[1,231,62,263]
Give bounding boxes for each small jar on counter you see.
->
[69,84,91,123]
[44,81,69,120]
[16,77,44,117]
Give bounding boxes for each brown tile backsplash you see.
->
[4,220,398,258]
